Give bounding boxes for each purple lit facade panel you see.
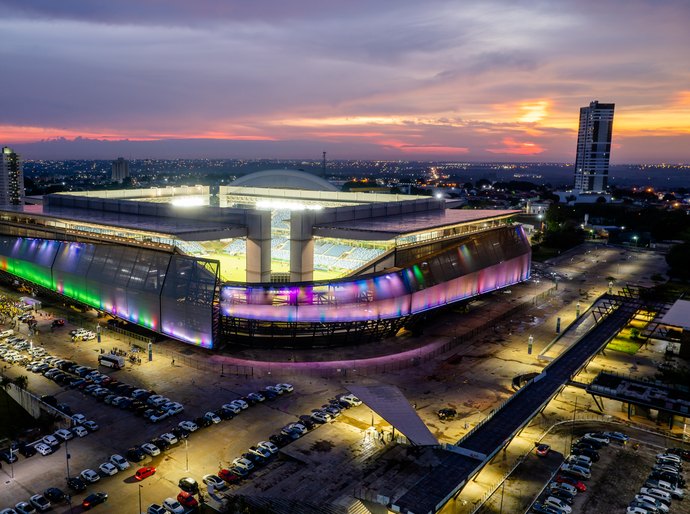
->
[220,226,531,325]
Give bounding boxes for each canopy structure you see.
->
[347,384,438,446]
[660,299,690,330]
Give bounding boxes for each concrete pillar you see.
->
[290,211,315,282]
[245,211,272,283]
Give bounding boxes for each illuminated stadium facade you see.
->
[0,171,531,349]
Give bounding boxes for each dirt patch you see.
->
[576,445,654,513]
[310,439,335,453]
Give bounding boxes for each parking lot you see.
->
[0,244,680,514]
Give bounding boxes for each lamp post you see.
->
[138,484,143,514]
[632,235,639,247]
[185,438,189,472]
[9,445,15,479]
[576,302,581,318]
[528,335,533,355]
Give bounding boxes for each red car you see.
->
[554,474,586,492]
[535,444,550,457]
[177,491,198,508]
[218,468,241,484]
[135,466,156,480]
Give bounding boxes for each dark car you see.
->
[535,444,550,457]
[18,444,37,458]
[194,416,212,428]
[171,427,189,440]
[41,395,58,407]
[178,477,199,494]
[69,378,86,389]
[261,389,278,400]
[437,408,457,421]
[66,476,87,492]
[150,438,170,451]
[82,492,108,510]
[667,447,690,462]
[44,487,66,502]
[574,437,603,449]
[243,452,267,466]
[126,447,146,462]
[56,403,73,416]
[269,434,291,447]
[297,416,317,430]
[649,469,684,487]
[0,450,18,463]
[571,446,600,461]
[217,407,235,420]
[52,319,65,327]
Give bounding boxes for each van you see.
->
[0,329,14,338]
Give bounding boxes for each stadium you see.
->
[0,170,531,349]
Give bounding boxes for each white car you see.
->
[230,399,248,410]
[634,494,669,513]
[140,443,161,456]
[257,441,279,454]
[311,411,332,424]
[339,394,362,406]
[80,468,100,483]
[560,463,591,479]
[165,402,184,415]
[583,432,609,445]
[221,403,241,414]
[639,487,672,505]
[28,494,51,512]
[204,412,221,424]
[275,383,294,393]
[162,498,184,514]
[99,462,119,476]
[71,413,87,425]
[54,428,73,441]
[178,420,198,432]
[148,411,169,423]
[656,453,682,464]
[543,496,572,513]
[264,385,283,395]
[42,435,60,447]
[232,457,254,471]
[249,446,271,459]
[627,507,650,514]
[34,443,53,456]
[72,426,89,438]
[110,454,130,470]
[160,433,179,446]
[202,474,228,491]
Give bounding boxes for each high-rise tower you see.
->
[574,101,615,193]
[111,157,130,183]
[0,146,25,206]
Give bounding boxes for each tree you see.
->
[666,242,690,280]
[12,375,28,390]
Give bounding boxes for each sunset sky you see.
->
[1,0,689,162]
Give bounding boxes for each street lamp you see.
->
[632,235,639,247]
[138,484,143,514]
[185,438,189,472]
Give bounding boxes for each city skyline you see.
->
[1,1,689,163]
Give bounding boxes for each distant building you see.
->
[574,100,615,193]
[111,157,130,182]
[0,146,25,206]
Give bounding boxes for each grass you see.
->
[606,310,656,355]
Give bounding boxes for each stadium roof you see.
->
[314,209,519,240]
[230,169,339,191]
[1,204,245,240]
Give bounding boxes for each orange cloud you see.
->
[0,124,276,144]
[486,137,544,155]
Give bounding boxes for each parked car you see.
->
[560,463,591,479]
[135,466,156,481]
[582,432,609,446]
[80,469,100,483]
[35,443,53,456]
[178,420,198,432]
[72,426,89,438]
[203,411,221,424]
[43,488,66,503]
[126,447,146,462]
[176,491,198,509]
[98,462,118,476]
[202,474,228,491]
[218,468,241,484]
[535,444,550,457]
[160,433,178,446]
[140,443,160,457]
[110,454,130,470]
[437,408,457,421]
[146,505,166,514]
[275,383,294,393]
[28,494,51,512]
[81,492,108,510]
[66,477,86,492]
[178,477,199,494]
[257,441,279,454]
[162,498,184,514]
[603,431,629,444]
